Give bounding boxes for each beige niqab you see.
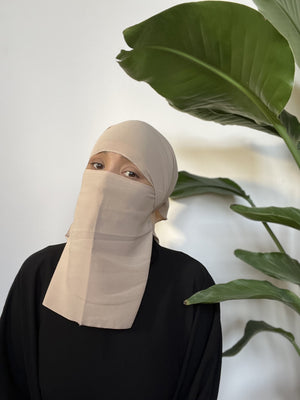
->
[42,120,178,329]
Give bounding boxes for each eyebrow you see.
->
[89,153,141,171]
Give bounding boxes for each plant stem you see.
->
[261,222,286,254]
[245,196,286,254]
[272,121,300,169]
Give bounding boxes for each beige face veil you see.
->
[42,120,178,329]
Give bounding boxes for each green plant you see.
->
[116,0,300,356]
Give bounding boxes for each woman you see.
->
[0,120,222,399]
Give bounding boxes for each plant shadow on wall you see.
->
[116,0,300,360]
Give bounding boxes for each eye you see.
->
[124,170,139,178]
[91,162,104,170]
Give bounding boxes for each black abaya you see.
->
[0,239,222,399]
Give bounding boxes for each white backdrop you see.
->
[1,0,299,399]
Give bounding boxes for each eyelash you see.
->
[90,162,139,179]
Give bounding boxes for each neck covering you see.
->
[42,120,178,329]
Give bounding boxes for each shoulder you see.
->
[22,243,66,267]
[155,241,215,290]
[16,243,66,287]
[3,243,66,312]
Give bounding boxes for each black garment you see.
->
[0,239,222,400]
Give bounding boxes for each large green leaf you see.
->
[230,205,300,230]
[223,320,300,357]
[171,171,248,200]
[117,1,294,128]
[184,279,300,315]
[235,250,300,285]
[253,0,300,67]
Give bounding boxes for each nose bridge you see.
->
[105,153,123,174]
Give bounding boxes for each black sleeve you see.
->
[0,273,31,398]
[175,269,222,400]
[0,254,44,400]
[182,302,222,399]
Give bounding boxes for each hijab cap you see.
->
[43,120,178,329]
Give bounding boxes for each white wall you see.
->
[1,1,299,399]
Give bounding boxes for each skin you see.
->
[86,151,152,186]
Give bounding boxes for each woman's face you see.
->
[86,151,151,186]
